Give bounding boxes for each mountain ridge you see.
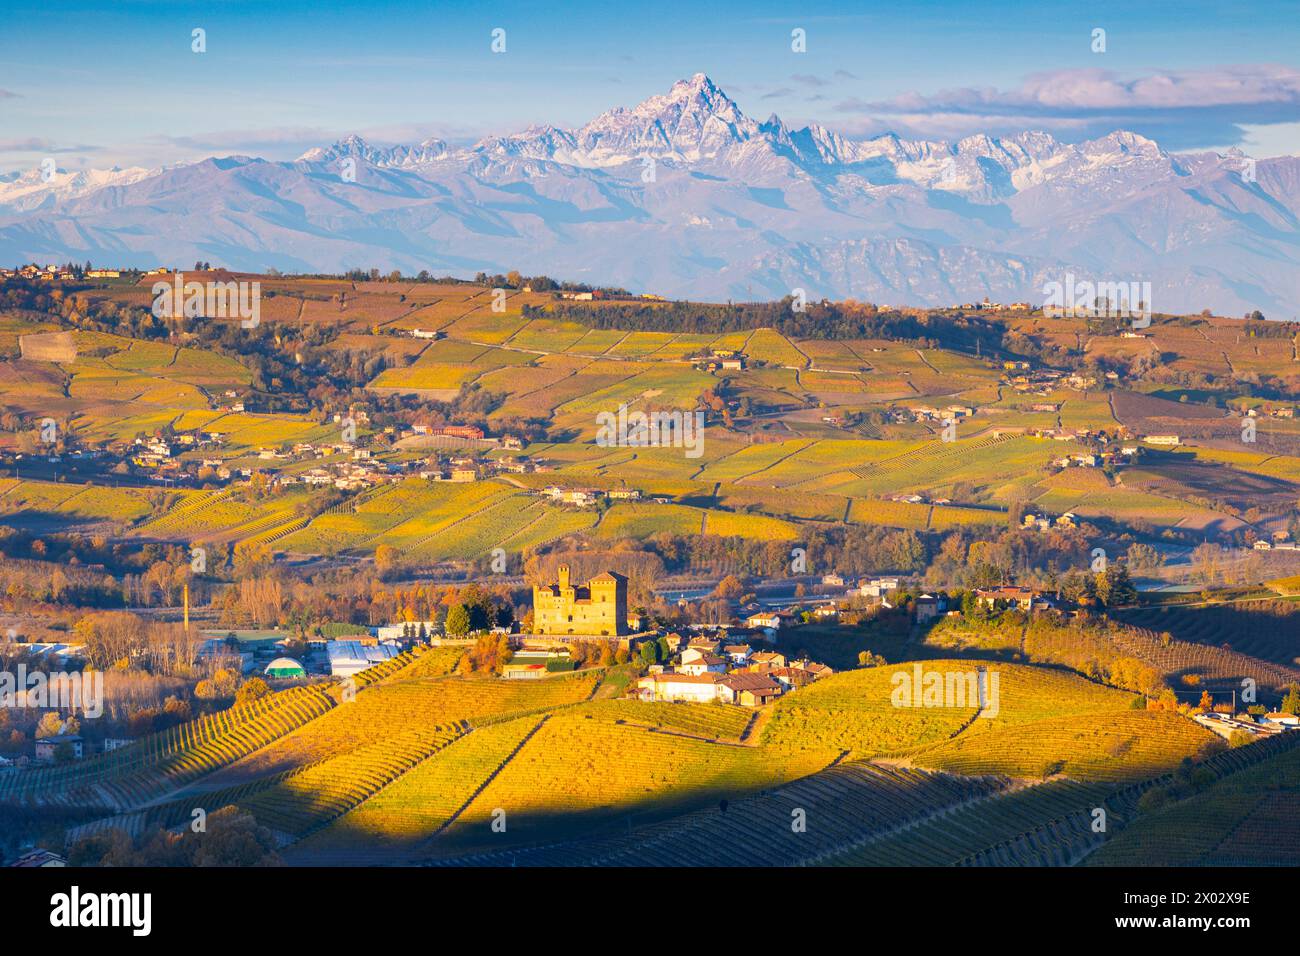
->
[2,73,1297,316]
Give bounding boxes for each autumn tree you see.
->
[234,677,270,706]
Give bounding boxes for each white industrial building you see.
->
[326,640,402,678]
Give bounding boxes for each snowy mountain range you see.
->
[3,73,1298,315]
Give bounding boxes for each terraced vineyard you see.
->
[1116,600,1300,670]
[827,779,1117,866]
[583,699,754,740]
[0,686,335,809]
[1109,622,1300,697]
[1087,732,1300,866]
[286,716,545,864]
[760,661,1138,759]
[237,724,467,840]
[913,711,1217,782]
[198,668,596,783]
[423,707,839,856]
[434,762,1014,866]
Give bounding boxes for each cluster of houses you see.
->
[1,264,160,281]
[130,430,226,467]
[1002,365,1098,396]
[288,449,526,491]
[691,350,746,371]
[971,585,1056,612]
[892,404,973,425]
[954,299,1035,312]
[540,485,664,507]
[1020,511,1079,532]
[635,638,832,707]
[882,492,953,506]
[123,431,542,492]
[294,455,406,491]
[813,576,949,623]
[1252,532,1299,552]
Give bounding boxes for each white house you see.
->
[679,649,727,675]
[1262,712,1299,729]
[723,644,753,664]
[637,672,723,704]
[375,621,438,641]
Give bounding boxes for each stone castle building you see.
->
[532,566,628,637]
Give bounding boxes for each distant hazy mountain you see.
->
[2,73,1297,315]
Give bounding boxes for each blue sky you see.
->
[1,0,1297,170]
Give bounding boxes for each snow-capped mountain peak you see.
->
[1,74,1296,316]
[297,135,450,167]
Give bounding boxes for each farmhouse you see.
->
[914,593,947,623]
[637,671,724,703]
[718,672,782,706]
[635,670,783,706]
[34,734,83,762]
[532,566,628,637]
[973,587,1053,611]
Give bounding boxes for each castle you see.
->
[532,566,628,637]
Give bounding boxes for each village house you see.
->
[723,644,753,664]
[686,635,724,655]
[635,670,782,707]
[660,633,688,655]
[748,651,787,669]
[718,672,782,706]
[679,649,728,675]
[914,593,947,623]
[793,660,834,680]
[544,485,603,506]
[637,671,724,704]
[34,734,84,762]
[745,611,782,632]
[973,586,1053,612]
[850,577,900,599]
[1022,513,1053,532]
